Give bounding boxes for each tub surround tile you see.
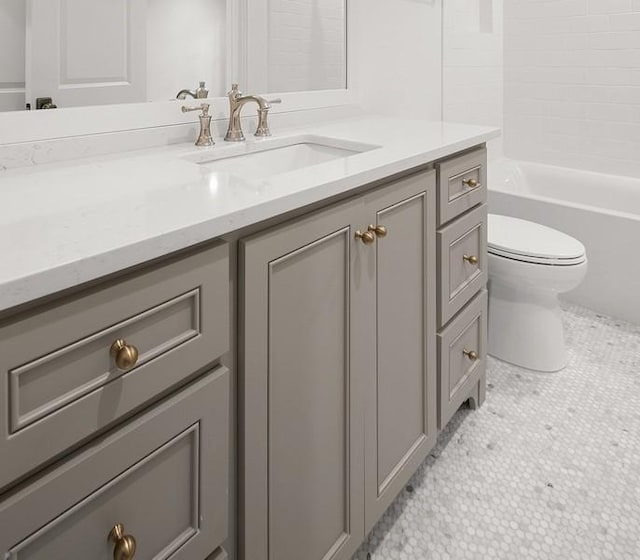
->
[503,1,640,179]
[0,116,499,313]
[355,304,640,560]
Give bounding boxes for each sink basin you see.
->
[185,136,379,181]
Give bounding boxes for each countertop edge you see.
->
[1,126,500,313]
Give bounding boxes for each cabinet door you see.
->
[363,170,438,533]
[239,197,368,560]
[0,368,229,560]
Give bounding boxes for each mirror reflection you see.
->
[0,0,226,112]
[245,0,347,94]
[0,0,347,113]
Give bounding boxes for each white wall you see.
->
[443,0,503,157]
[263,0,346,93]
[349,0,443,120]
[147,0,226,100]
[504,0,640,178]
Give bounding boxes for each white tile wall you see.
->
[504,0,640,177]
[349,0,443,120]
[147,0,227,99]
[443,0,504,158]
[265,0,346,93]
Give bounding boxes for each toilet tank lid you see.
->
[488,214,586,261]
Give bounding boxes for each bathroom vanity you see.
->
[0,117,497,560]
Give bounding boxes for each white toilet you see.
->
[487,214,587,372]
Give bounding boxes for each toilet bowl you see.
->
[487,214,587,372]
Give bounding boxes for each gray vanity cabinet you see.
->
[0,243,232,560]
[362,172,438,533]
[240,195,367,560]
[239,169,437,560]
[0,368,229,560]
[435,147,488,429]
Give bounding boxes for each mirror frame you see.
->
[0,0,352,146]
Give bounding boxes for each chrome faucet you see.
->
[181,103,214,147]
[176,81,208,100]
[224,83,281,142]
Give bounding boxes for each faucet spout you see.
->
[176,89,197,100]
[225,83,279,142]
[176,81,208,100]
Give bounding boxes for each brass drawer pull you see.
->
[355,230,376,245]
[463,348,479,361]
[110,339,139,371]
[463,178,480,189]
[109,523,137,560]
[368,224,388,238]
[463,254,479,265]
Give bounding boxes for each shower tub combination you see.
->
[488,159,640,326]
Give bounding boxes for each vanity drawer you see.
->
[0,242,229,491]
[437,291,487,429]
[0,367,229,560]
[437,204,487,326]
[435,147,486,226]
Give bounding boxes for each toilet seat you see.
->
[488,214,586,266]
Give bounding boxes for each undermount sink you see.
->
[185,135,379,181]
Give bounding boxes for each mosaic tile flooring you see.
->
[354,304,640,560]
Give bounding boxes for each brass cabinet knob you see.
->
[463,178,480,188]
[368,224,388,238]
[463,348,479,361]
[109,523,137,560]
[355,230,376,245]
[110,339,139,371]
[463,254,479,265]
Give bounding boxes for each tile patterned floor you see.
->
[354,304,640,560]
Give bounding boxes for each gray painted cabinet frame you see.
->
[363,172,438,533]
[239,169,438,560]
[240,195,367,560]
[0,243,229,492]
[0,368,230,560]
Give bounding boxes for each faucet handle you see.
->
[182,103,214,146]
[181,103,210,117]
[254,99,281,137]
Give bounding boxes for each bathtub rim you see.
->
[489,158,640,223]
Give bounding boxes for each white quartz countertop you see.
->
[0,115,499,312]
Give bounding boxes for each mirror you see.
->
[0,0,347,113]
[0,0,226,112]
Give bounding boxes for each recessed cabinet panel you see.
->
[0,369,229,560]
[0,242,229,491]
[376,194,428,486]
[438,204,487,325]
[268,231,351,560]
[437,291,487,429]
[10,290,200,433]
[448,220,483,300]
[240,197,366,560]
[435,148,487,226]
[364,171,438,534]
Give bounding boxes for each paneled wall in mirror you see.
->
[0,0,347,113]
[0,0,226,112]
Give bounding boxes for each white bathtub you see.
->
[488,159,640,325]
